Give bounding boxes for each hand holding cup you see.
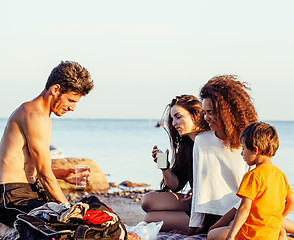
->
[75,165,90,188]
[152,146,169,170]
[157,152,168,169]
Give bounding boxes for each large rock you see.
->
[52,158,109,192]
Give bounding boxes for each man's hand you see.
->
[52,167,91,186]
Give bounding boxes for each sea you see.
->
[1,118,294,220]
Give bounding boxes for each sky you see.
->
[0,0,293,120]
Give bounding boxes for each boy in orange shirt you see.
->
[209,122,294,240]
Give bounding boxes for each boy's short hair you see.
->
[240,122,279,157]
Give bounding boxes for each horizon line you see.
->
[0,117,293,122]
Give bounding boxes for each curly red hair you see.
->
[200,75,258,150]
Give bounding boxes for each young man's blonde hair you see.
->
[240,122,279,157]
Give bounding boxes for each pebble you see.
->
[109,182,119,188]
[119,180,150,188]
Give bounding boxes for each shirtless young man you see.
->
[0,61,94,227]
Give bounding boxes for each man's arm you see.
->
[225,197,252,240]
[52,167,90,185]
[24,113,68,203]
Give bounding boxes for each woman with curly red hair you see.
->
[188,75,258,235]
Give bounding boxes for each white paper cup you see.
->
[75,165,89,188]
[157,152,168,169]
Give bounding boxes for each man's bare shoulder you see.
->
[0,102,43,184]
[4,100,51,147]
[18,101,52,140]
[12,101,50,126]
[0,100,51,184]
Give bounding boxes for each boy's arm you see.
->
[225,197,252,240]
[283,193,294,217]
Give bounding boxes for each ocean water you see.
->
[0,118,170,190]
[1,118,294,220]
[49,118,170,189]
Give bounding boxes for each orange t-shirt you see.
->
[236,164,293,240]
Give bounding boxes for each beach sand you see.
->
[65,190,147,226]
[65,192,294,240]
[99,195,145,226]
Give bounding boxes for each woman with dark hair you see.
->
[141,95,209,233]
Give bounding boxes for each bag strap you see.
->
[74,225,88,240]
[17,214,73,237]
[74,225,114,240]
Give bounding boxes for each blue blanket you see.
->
[157,232,207,240]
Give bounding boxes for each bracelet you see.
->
[160,161,170,171]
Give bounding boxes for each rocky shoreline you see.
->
[65,188,153,204]
[53,158,155,225]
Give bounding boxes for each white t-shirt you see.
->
[189,131,249,227]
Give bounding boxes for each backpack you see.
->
[15,196,127,240]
